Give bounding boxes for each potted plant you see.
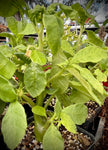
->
[0,1,108,150]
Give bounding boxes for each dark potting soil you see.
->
[14,122,94,150]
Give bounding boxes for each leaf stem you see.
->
[44,95,54,109]
[47,69,64,84]
[22,94,35,107]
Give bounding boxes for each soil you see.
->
[14,122,94,150]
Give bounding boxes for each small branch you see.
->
[22,94,35,107]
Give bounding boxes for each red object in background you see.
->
[85,18,91,24]
[43,64,51,72]
[102,77,108,87]
[102,77,108,92]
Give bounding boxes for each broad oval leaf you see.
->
[73,64,105,95]
[0,52,16,79]
[0,45,13,58]
[61,40,74,56]
[87,30,103,47]
[24,63,47,97]
[0,75,17,102]
[6,16,18,35]
[32,106,47,117]
[62,103,88,125]
[70,46,107,64]
[30,50,47,65]
[1,101,27,150]
[67,67,102,105]
[94,69,107,82]
[52,75,69,94]
[60,112,77,134]
[43,124,64,150]
[43,14,63,55]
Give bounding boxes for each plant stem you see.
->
[77,25,84,51]
[38,23,44,52]
[44,95,54,109]
[22,95,35,107]
[47,69,64,85]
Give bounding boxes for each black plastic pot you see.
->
[79,107,101,136]
[77,126,95,150]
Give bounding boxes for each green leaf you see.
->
[87,30,103,47]
[60,112,76,134]
[59,4,73,17]
[70,46,107,64]
[61,40,74,56]
[43,14,63,55]
[52,75,69,94]
[67,67,102,105]
[73,64,105,95]
[32,106,47,117]
[0,0,25,17]
[6,17,18,35]
[0,100,5,114]
[0,32,16,45]
[62,103,88,125]
[69,89,90,104]
[30,50,47,65]
[0,75,17,102]
[0,52,16,79]
[94,69,107,82]
[1,101,27,150]
[0,45,13,58]
[71,3,89,25]
[19,23,36,35]
[24,63,46,97]
[43,124,64,150]
[54,99,62,119]
[15,52,31,64]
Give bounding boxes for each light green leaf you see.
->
[30,50,47,65]
[6,17,18,35]
[24,63,46,97]
[87,30,103,47]
[0,52,16,79]
[73,64,105,95]
[71,3,89,25]
[1,101,27,150]
[0,75,17,102]
[69,89,90,104]
[67,67,102,105]
[0,32,16,45]
[54,99,62,119]
[62,103,88,125]
[59,4,73,17]
[52,75,69,94]
[94,69,107,82]
[43,14,62,55]
[0,100,5,114]
[43,124,64,150]
[0,45,13,58]
[70,46,107,64]
[32,106,46,117]
[60,112,76,134]
[19,23,36,35]
[61,40,74,56]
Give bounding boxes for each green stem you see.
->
[77,25,84,51]
[38,23,44,52]
[44,95,54,109]
[47,69,64,85]
[22,95,35,107]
